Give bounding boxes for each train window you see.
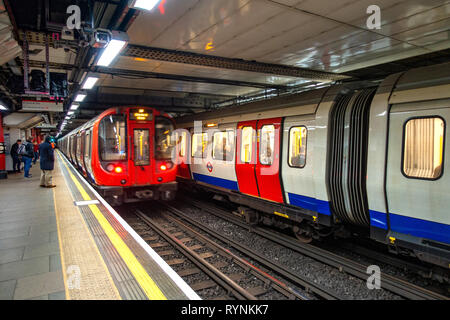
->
[260,125,275,165]
[403,117,445,179]
[240,126,253,163]
[178,131,187,157]
[155,117,174,160]
[99,115,127,161]
[288,126,307,168]
[192,133,207,158]
[212,131,235,161]
[134,129,150,166]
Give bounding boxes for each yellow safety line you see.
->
[57,152,167,300]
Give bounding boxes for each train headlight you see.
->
[114,166,123,173]
[159,164,167,171]
[106,164,115,172]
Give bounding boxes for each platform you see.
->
[0,151,200,300]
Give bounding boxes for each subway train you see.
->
[174,62,450,268]
[59,107,177,205]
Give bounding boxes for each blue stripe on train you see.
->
[370,210,450,244]
[287,192,331,215]
[192,173,239,191]
[369,210,388,230]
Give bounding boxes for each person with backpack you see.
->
[19,137,34,178]
[10,139,22,173]
[39,135,56,188]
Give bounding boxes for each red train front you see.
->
[59,107,177,205]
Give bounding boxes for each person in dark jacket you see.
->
[10,139,22,173]
[21,137,34,178]
[39,136,56,188]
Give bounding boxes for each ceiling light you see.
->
[70,104,80,111]
[75,93,87,102]
[130,0,160,11]
[0,103,8,111]
[67,111,74,115]
[96,38,127,67]
[82,76,99,89]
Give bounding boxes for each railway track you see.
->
[128,207,314,300]
[178,196,449,300]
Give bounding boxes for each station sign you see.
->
[22,100,64,112]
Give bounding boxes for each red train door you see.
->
[176,130,191,179]
[255,118,284,203]
[129,122,153,185]
[236,121,259,197]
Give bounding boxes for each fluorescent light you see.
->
[0,103,8,111]
[82,76,99,89]
[67,111,74,115]
[75,94,86,102]
[70,104,80,111]
[131,0,160,11]
[96,39,127,67]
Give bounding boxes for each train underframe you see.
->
[181,180,450,272]
[97,182,178,206]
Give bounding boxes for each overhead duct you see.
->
[0,0,21,66]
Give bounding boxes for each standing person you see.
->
[10,139,22,173]
[20,137,34,178]
[39,136,56,188]
[33,141,39,164]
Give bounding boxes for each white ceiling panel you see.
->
[126,0,200,46]
[106,0,450,97]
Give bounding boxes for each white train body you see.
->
[175,62,450,268]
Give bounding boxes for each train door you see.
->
[84,129,93,180]
[256,118,284,203]
[386,100,450,244]
[176,130,191,179]
[80,131,87,175]
[129,122,152,185]
[236,121,259,197]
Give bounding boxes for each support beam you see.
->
[92,66,288,90]
[123,45,350,81]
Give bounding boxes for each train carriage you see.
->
[59,106,177,205]
[175,62,450,268]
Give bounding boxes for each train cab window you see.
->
[403,117,445,179]
[240,126,254,163]
[99,115,127,161]
[260,125,275,165]
[192,133,207,158]
[155,117,174,160]
[288,126,307,168]
[134,129,150,165]
[212,131,235,161]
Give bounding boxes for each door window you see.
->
[134,129,150,166]
[260,125,275,165]
[240,126,253,163]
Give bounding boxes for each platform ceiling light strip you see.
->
[82,76,99,89]
[75,93,87,102]
[130,0,160,11]
[70,103,80,111]
[97,39,127,67]
[0,103,8,111]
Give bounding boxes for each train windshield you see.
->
[155,116,174,160]
[99,115,127,161]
